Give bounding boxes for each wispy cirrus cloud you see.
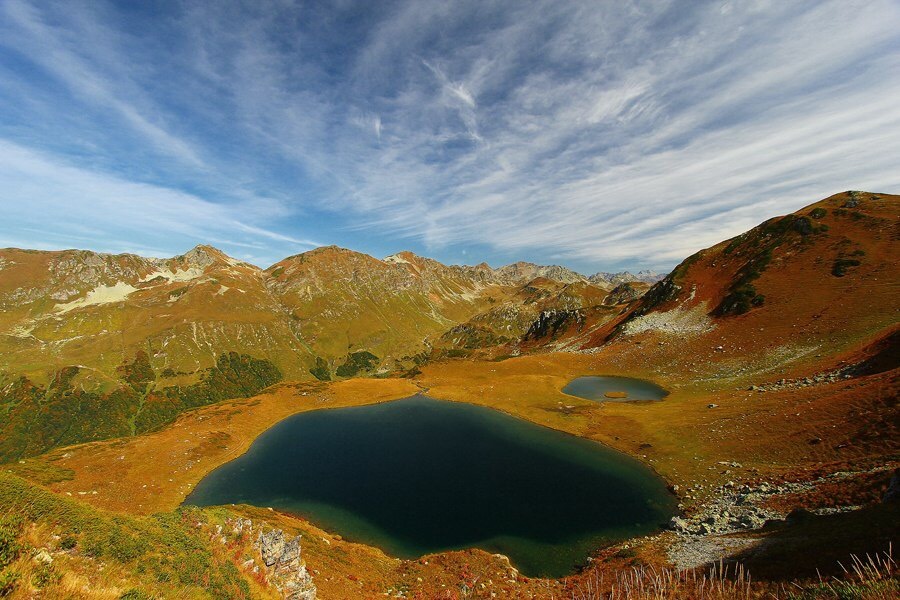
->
[0,0,898,271]
[0,140,319,266]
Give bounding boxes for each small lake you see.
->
[184,395,676,577]
[562,376,669,402]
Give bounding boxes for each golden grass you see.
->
[416,346,898,503]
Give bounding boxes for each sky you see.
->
[0,0,898,273]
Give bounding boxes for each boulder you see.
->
[668,516,690,532]
[256,529,317,599]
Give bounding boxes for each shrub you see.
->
[31,563,60,588]
[0,517,21,569]
[811,207,827,219]
[309,356,331,381]
[0,570,18,597]
[0,474,252,598]
[116,351,156,391]
[833,258,862,277]
[177,352,282,409]
[793,215,814,235]
[715,248,772,316]
[335,351,380,377]
[718,285,765,315]
[59,534,77,550]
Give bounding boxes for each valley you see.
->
[0,191,898,599]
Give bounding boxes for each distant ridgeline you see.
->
[0,352,281,462]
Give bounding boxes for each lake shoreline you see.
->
[184,393,678,578]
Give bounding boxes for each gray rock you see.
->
[256,529,317,600]
[669,516,690,532]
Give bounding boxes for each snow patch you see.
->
[216,285,230,296]
[55,281,138,313]
[141,267,204,283]
[384,254,411,265]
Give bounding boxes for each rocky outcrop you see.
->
[255,529,317,600]
[523,309,585,341]
[666,464,899,570]
[590,270,662,286]
[494,262,587,285]
[603,282,641,305]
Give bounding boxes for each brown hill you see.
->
[585,191,898,369]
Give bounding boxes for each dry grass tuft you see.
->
[568,548,897,600]
[571,561,755,600]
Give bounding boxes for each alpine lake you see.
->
[562,375,670,402]
[185,392,676,577]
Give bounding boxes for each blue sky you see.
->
[0,0,898,272]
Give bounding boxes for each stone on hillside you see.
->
[603,282,641,306]
[256,529,317,599]
[668,516,690,532]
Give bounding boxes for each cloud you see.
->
[0,140,318,265]
[0,0,206,167]
[322,0,900,269]
[0,0,898,272]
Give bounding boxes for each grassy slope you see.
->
[0,191,897,597]
[0,472,275,599]
[0,243,613,461]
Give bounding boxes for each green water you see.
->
[184,395,676,577]
[562,376,669,402]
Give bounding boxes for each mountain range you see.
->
[0,244,650,386]
[0,191,897,599]
[2,191,896,464]
[0,240,656,460]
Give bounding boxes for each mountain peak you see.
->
[589,270,663,285]
[383,251,419,265]
[178,245,233,269]
[495,262,586,285]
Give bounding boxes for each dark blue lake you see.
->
[184,395,676,577]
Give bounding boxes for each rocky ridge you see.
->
[589,269,662,286]
[225,517,317,600]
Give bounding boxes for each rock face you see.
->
[523,309,585,341]
[603,282,641,305]
[589,270,662,286]
[256,529,317,600]
[493,262,587,285]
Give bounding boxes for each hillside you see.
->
[0,191,896,598]
[0,245,615,460]
[588,191,898,369]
